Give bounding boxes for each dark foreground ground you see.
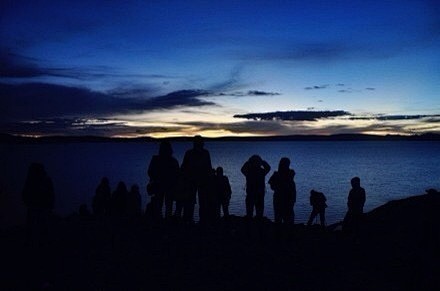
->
[1,192,439,290]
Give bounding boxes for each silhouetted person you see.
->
[181,135,212,223]
[307,190,327,227]
[268,157,296,224]
[214,167,232,218]
[92,177,111,216]
[343,177,366,234]
[147,141,180,220]
[241,155,271,219]
[79,203,91,217]
[22,163,54,245]
[206,168,220,223]
[112,181,128,216]
[127,184,142,217]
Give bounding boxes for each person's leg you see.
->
[164,193,173,219]
[307,209,318,226]
[255,192,264,218]
[273,196,281,223]
[183,202,195,223]
[222,201,229,217]
[175,201,183,218]
[245,193,254,218]
[319,209,326,226]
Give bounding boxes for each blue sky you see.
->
[1,0,439,137]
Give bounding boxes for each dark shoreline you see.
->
[1,132,439,144]
[1,191,439,290]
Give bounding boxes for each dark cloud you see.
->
[365,87,376,91]
[219,90,281,97]
[0,118,187,137]
[234,110,350,121]
[305,85,329,90]
[349,114,440,121]
[0,82,216,121]
[146,90,215,109]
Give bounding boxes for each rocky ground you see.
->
[1,191,439,290]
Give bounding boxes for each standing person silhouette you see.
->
[241,155,271,219]
[147,141,180,220]
[22,163,54,245]
[214,167,232,219]
[181,135,212,223]
[342,177,366,234]
[92,177,111,216]
[268,157,296,224]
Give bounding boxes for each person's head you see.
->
[351,177,361,188]
[278,157,290,171]
[159,141,173,156]
[216,167,224,176]
[117,181,127,192]
[193,135,204,150]
[310,189,317,195]
[249,154,262,165]
[27,162,46,180]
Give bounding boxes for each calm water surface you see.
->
[1,141,439,226]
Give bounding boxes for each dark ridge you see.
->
[1,133,439,144]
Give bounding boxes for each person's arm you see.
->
[261,160,271,175]
[147,156,157,179]
[241,162,249,176]
[205,151,212,171]
[225,177,232,197]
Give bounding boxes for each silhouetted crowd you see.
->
[22,135,369,243]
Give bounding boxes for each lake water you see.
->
[1,141,439,227]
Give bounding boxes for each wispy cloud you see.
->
[0,47,177,81]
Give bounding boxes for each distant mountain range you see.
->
[1,133,439,143]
